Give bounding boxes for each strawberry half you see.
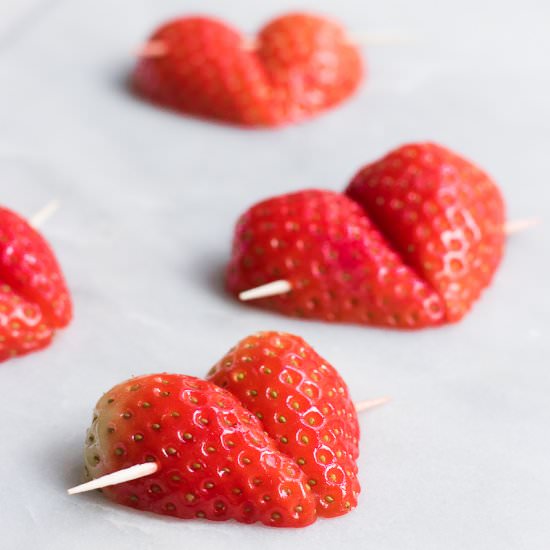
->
[81,333,365,527]
[132,13,363,127]
[84,374,317,527]
[0,207,72,361]
[346,143,506,322]
[207,331,360,517]
[227,143,506,328]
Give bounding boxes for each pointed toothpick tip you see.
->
[504,217,541,235]
[238,280,292,301]
[30,200,60,228]
[355,396,391,413]
[137,40,168,58]
[67,462,158,495]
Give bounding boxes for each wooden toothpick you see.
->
[239,218,539,302]
[239,279,293,302]
[137,40,168,58]
[239,280,292,301]
[30,200,60,228]
[67,396,388,496]
[354,396,390,413]
[67,462,159,495]
[502,218,540,235]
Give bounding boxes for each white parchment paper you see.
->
[1,1,549,548]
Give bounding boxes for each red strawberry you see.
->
[0,207,72,361]
[346,143,505,322]
[84,374,317,527]
[132,13,363,127]
[226,189,444,328]
[227,144,506,328]
[207,331,360,517]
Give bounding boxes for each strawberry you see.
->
[226,189,444,328]
[227,143,506,328]
[84,373,317,527]
[132,13,363,127]
[0,207,72,361]
[207,331,360,517]
[346,142,506,322]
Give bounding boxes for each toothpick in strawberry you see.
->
[68,332,385,527]
[228,143,536,328]
[133,13,363,127]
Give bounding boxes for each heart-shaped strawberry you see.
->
[81,333,361,527]
[132,13,363,127]
[226,143,505,328]
[0,207,72,361]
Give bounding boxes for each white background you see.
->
[1,0,549,548]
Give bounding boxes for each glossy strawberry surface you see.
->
[85,373,317,527]
[207,332,360,517]
[0,207,72,361]
[132,13,363,127]
[227,143,506,328]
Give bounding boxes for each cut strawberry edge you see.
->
[344,192,447,322]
